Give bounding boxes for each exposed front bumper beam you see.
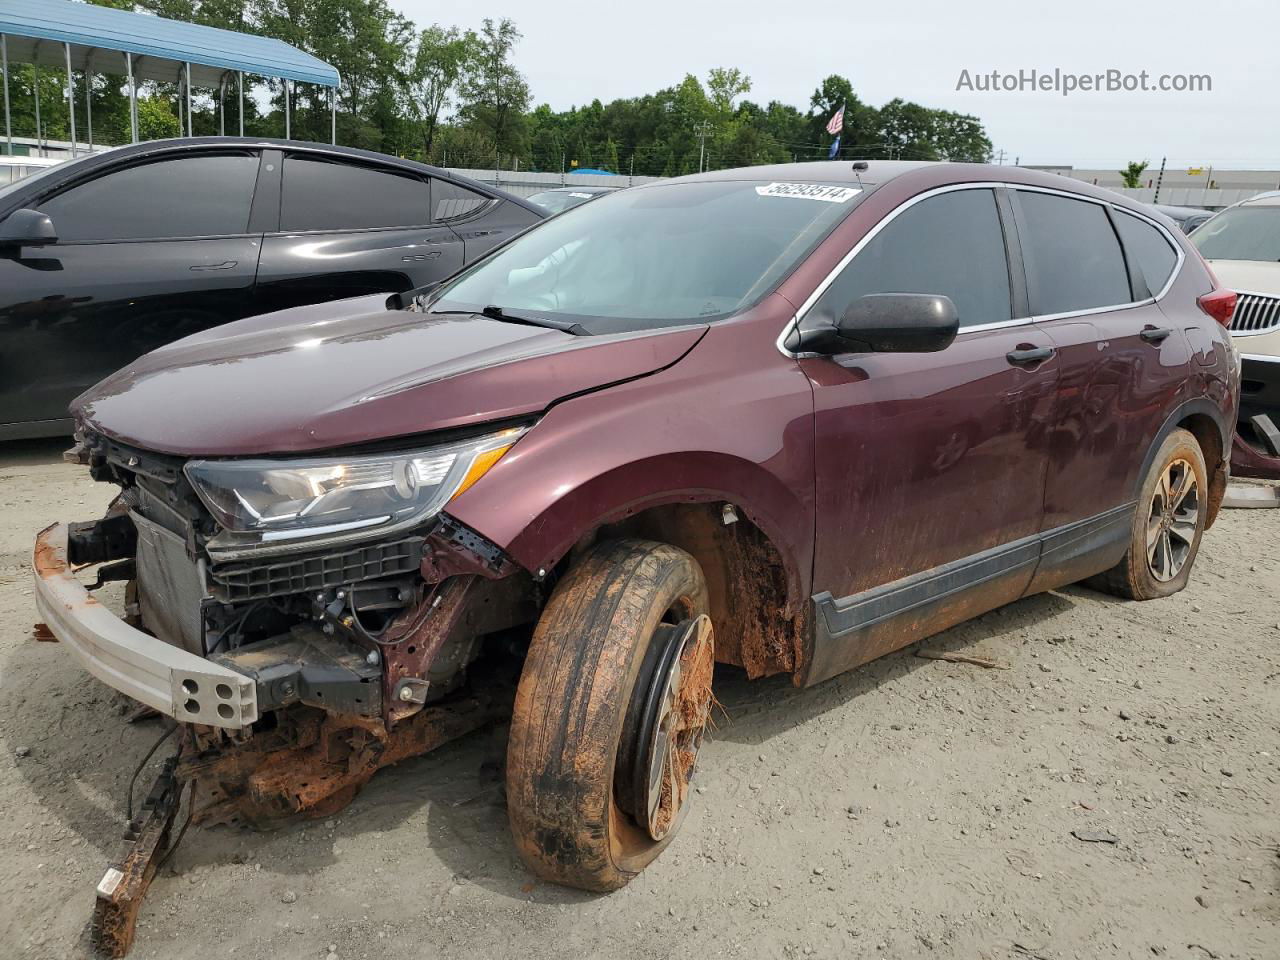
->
[33,523,258,729]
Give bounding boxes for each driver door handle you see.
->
[1006,345,1055,366]
[1140,326,1173,343]
[189,260,238,272]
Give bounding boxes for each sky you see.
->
[390,0,1280,170]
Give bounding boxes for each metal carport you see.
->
[0,0,340,156]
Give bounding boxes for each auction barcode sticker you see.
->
[755,182,862,203]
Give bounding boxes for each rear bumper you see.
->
[33,522,258,729]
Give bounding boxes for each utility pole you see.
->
[994,148,1006,165]
[695,120,712,173]
[1153,156,1166,204]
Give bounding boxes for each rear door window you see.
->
[1015,190,1132,315]
[280,156,430,232]
[808,188,1013,329]
[1114,210,1178,296]
[39,153,259,241]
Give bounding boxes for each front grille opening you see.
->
[209,536,424,603]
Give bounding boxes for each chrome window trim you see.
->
[777,180,1186,359]
[1240,353,1280,364]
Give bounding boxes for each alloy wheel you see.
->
[1146,457,1199,582]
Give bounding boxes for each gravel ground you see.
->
[1,437,1277,960]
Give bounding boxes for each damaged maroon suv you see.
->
[36,161,1238,947]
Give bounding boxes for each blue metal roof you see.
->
[0,0,339,87]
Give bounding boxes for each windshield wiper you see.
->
[480,304,589,336]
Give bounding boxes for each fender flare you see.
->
[1135,397,1231,494]
[1134,397,1233,527]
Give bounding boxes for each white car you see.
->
[1192,192,1280,478]
[0,154,64,185]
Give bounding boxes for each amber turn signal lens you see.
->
[450,442,515,500]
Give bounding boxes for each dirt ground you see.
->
[1,437,1277,960]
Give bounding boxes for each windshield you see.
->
[1192,205,1280,262]
[527,190,600,214]
[429,179,866,334]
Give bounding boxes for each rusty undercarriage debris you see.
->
[93,757,183,958]
[89,682,512,955]
[182,683,513,828]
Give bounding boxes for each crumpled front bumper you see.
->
[33,522,258,729]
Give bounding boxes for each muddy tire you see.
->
[1092,428,1208,600]
[506,539,713,891]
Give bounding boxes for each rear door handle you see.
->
[189,260,238,272]
[1140,326,1173,343]
[1006,345,1055,366]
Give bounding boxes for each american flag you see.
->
[825,105,845,136]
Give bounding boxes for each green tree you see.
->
[706,67,751,115]
[406,25,478,158]
[457,18,531,162]
[255,0,414,148]
[757,100,807,156]
[526,103,565,171]
[137,96,182,140]
[876,98,939,161]
[434,123,494,168]
[1120,160,1149,188]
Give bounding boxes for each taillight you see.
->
[1197,288,1237,328]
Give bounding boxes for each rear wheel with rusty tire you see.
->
[507,539,714,891]
[1092,428,1208,600]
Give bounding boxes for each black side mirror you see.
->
[837,293,959,352]
[0,208,57,248]
[799,293,959,354]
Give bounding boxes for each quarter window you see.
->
[432,178,490,220]
[39,153,259,241]
[1015,190,1132,315]
[808,188,1012,329]
[280,156,430,232]
[1114,210,1178,296]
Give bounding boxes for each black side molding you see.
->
[801,503,1135,687]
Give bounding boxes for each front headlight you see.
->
[184,426,526,552]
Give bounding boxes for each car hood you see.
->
[74,294,708,456]
[1204,259,1280,295]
